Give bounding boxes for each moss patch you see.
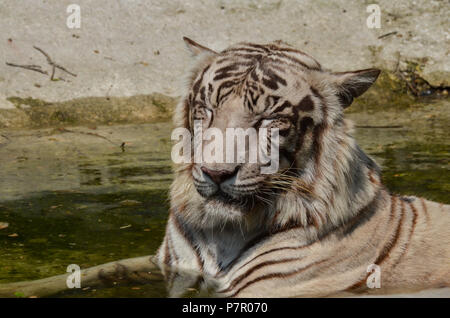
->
[349,71,415,113]
[7,97,52,109]
[1,94,177,129]
[348,67,449,115]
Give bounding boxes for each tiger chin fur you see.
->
[156,38,450,297]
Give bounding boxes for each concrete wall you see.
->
[1,0,448,109]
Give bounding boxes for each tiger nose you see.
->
[201,166,239,185]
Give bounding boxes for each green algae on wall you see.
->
[1,93,177,129]
[349,71,416,113]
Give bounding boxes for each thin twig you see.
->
[54,63,77,77]
[5,62,48,75]
[50,64,56,80]
[32,46,53,65]
[33,46,77,78]
[378,31,398,39]
[56,127,125,150]
[6,46,77,80]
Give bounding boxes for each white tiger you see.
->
[156,37,450,297]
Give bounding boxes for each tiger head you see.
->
[171,37,381,232]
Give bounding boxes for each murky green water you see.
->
[0,123,173,297]
[0,108,448,297]
[354,127,449,204]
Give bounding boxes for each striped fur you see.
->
[156,38,450,297]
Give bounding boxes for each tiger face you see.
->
[176,38,380,227]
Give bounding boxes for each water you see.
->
[0,123,173,297]
[0,111,448,297]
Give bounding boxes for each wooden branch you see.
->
[0,255,162,298]
[5,62,48,75]
[50,64,56,80]
[54,63,77,77]
[378,31,398,39]
[6,46,77,80]
[56,127,124,149]
[33,46,53,66]
[33,46,77,77]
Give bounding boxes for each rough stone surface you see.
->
[1,0,448,110]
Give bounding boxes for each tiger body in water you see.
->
[156,38,450,297]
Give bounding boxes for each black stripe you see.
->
[192,64,211,101]
[171,212,204,271]
[271,52,319,70]
[296,95,314,111]
[227,259,327,297]
[392,200,418,268]
[219,257,300,293]
[216,80,239,106]
[340,190,381,237]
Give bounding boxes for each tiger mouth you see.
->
[206,190,254,208]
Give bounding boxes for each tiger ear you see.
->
[331,69,380,108]
[183,36,217,57]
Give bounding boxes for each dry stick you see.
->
[6,46,77,80]
[0,255,162,298]
[56,127,125,150]
[33,46,77,79]
[54,63,77,77]
[5,62,48,75]
[378,31,398,39]
[50,64,56,80]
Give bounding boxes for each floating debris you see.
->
[0,222,9,230]
[119,199,142,206]
[378,31,398,39]
[186,288,198,292]
[119,224,132,230]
